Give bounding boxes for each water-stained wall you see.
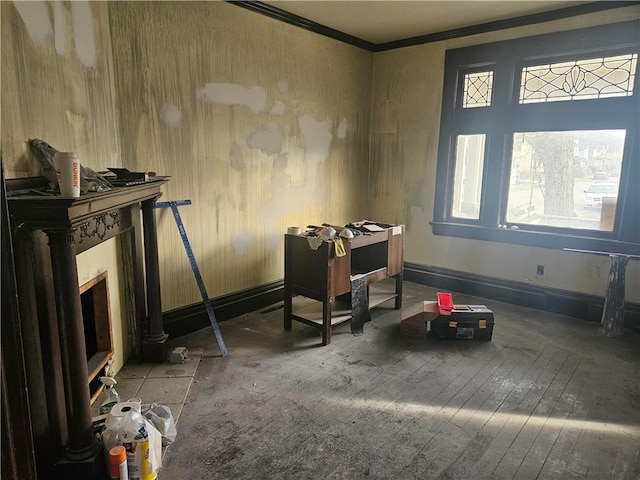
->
[3,1,371,315]
[107,2,372,310]
[370,5,640,302]
[2,1,121,175]
[1,1,132,375]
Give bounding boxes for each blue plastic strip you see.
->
[156,200,228,356]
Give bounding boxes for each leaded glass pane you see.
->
[520,54,637,104]
[463,71,493,108]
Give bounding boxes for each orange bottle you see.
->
[109,445,128,480]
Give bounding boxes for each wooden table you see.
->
[284,225,404,345]
[564,248,639,336]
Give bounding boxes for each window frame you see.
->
[432,21,640,255]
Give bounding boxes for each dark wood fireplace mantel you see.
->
[7,178,169,479]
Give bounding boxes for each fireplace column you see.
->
[46,227,103,475]
[141,197,168,362]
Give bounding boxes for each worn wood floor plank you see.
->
[460,346,544,433]
[463,345,554,435]
[514,356,593,479]
[436,347,548,479]
[558,354,640,480]
[491,353,582,478]
[446,349,520,428]
[537,355,611,479]
[469,349,570,476]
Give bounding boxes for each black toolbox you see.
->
[430,305,494,340]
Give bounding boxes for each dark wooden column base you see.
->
[142,333,169,363]
[55,447,106,480]
[141,198,169,363]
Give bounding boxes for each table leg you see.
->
[599,254,629,337]
[283,291,292,331]
[350,274,371,335]
[321,297,333,345]
[395,272,403,309]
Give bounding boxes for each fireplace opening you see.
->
[79,271,114,403]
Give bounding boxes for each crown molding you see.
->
[229,1,640,52]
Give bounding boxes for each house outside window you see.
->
[433,21,640,254]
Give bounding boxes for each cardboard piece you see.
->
[400,301,439,336]
[361,223,385,232]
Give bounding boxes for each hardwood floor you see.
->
[160,281,640,479]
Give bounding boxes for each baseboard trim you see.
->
[404,262,640,327]
[164,264,640,338]
[162,281,283,338]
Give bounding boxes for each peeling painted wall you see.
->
[370,5,640,302]
[107,2,372,310]
[2,1,121,175]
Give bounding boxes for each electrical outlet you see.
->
[536,264,545,276]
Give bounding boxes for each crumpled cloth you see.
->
[306,237,323,250]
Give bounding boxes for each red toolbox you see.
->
[430,305,494,340]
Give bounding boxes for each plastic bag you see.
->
[28,138,113,193]
[142,403,177,446]
[103,408,162,480]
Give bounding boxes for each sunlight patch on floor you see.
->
[322,396,640,436]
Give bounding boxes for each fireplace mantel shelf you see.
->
[8,179,168,228]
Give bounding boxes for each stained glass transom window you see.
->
[463,71,494,108]
[519,54,637,104]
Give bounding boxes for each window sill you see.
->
[430,222,640,255]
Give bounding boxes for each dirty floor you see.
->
[139,281,640,479]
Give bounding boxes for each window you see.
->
[520,54,637,104]
[452,134,486,219]
[506,130,625,231]
[463,71,494,108]
[433,21,640,254]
